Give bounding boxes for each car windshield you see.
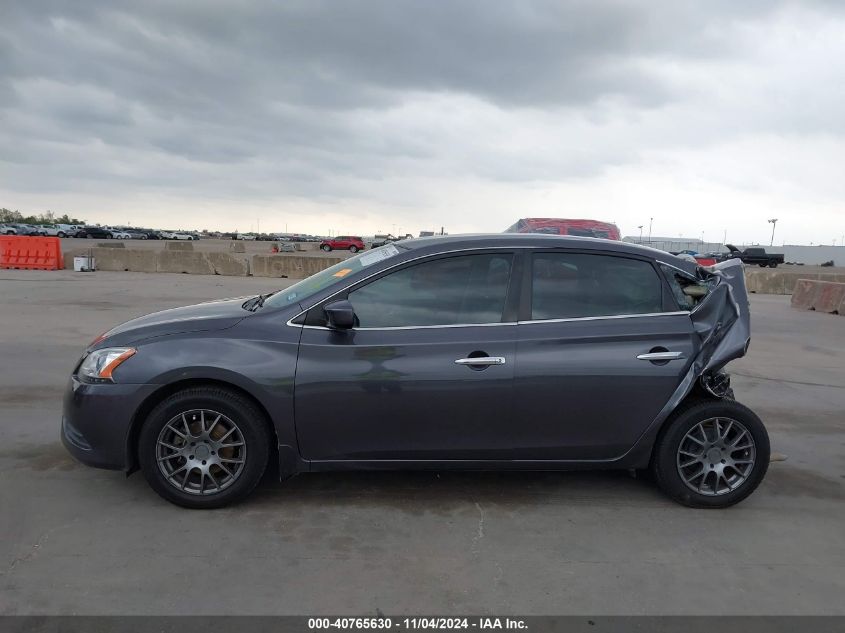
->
[262,243,404,308]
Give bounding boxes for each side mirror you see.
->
[324,300,356,330]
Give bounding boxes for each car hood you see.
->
[94,297,252,347]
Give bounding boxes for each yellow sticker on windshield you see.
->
[333,268,353,278]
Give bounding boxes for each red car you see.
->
[505,218,621,241]
[320,236,365,253]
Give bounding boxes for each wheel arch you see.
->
[621,386,726,470]
[125,378,283,475]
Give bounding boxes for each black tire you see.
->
[321,244,331,252]
[651,398,769,508]
[138,386,272,509]
[758,263,766,267]
[57,231,66,238]
[349,245,359,253]
[768,262,778,268]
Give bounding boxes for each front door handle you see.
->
[637,351,684,361]
[455,356,506,366]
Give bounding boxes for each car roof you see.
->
[399,233,689,263]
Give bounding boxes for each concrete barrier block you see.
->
[229,241,246,253]
[126,249,158,273]
[156,251,213,274]
[96,242,126,248]
[205,252,249,276]
[81,247,130,271]
[252,254,341,278]
[791,279,822,309]
[164,241,195,252]
[811,281,845,314]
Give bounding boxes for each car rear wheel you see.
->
[138,387,271,509]
[321,244,331,252]
[768,262,778,268]
[651,399,769,508]
[349,245,359,253]
[57,231,66,238]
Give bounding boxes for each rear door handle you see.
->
[637,351,684,361]
[455,357,506,366]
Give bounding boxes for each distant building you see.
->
[623,236,725,254]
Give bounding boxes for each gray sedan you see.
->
[61,234,768,508]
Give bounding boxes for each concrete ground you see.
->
[0,270,843,615]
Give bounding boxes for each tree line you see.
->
[1,208,86,225]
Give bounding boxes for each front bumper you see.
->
[61,376,159,471]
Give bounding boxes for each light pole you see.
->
[768,218,778,246]
[648,217,653,244]
[637,225,643,243]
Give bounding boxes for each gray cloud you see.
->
[0,0,843,241]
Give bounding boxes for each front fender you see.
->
[116,333,300,458]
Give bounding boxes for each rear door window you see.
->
[530,252,663,320]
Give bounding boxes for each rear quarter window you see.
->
[660,264,712,310]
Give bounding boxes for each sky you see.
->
[1,1,844,245]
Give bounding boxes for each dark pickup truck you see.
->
[721,244,785,268]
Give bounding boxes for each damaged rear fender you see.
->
[622,259,751,466]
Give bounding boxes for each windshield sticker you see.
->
[333,268,353,278]
[359,243,400,267]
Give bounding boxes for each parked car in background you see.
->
[236,233,257,241]
[123,229,150,240]
[160,231,194,240]
[720,245,785,268]
[1,224,17,235]
[39,223,77,238]
[111,230,132,239]
[320,236,365,252]
[7,223,45,236]
[62,234,768,509]
[505,218,622,240]
[75,226,114,239]
[370,234,398,248]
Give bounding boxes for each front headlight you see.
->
[78,347,136,382]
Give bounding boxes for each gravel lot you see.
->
[1,270,843,615]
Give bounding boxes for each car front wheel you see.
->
[651,399,769,508]
[138,386,271,509]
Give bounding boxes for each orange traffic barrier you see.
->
[0,236,64,271]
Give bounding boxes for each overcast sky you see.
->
[2,1,843,244]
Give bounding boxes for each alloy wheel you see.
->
[156,409,247,496]
[676,417,756,496]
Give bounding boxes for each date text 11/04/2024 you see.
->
[307,618,528,630]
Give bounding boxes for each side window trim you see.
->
[305,250,519,330]
[524,249,678,323]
